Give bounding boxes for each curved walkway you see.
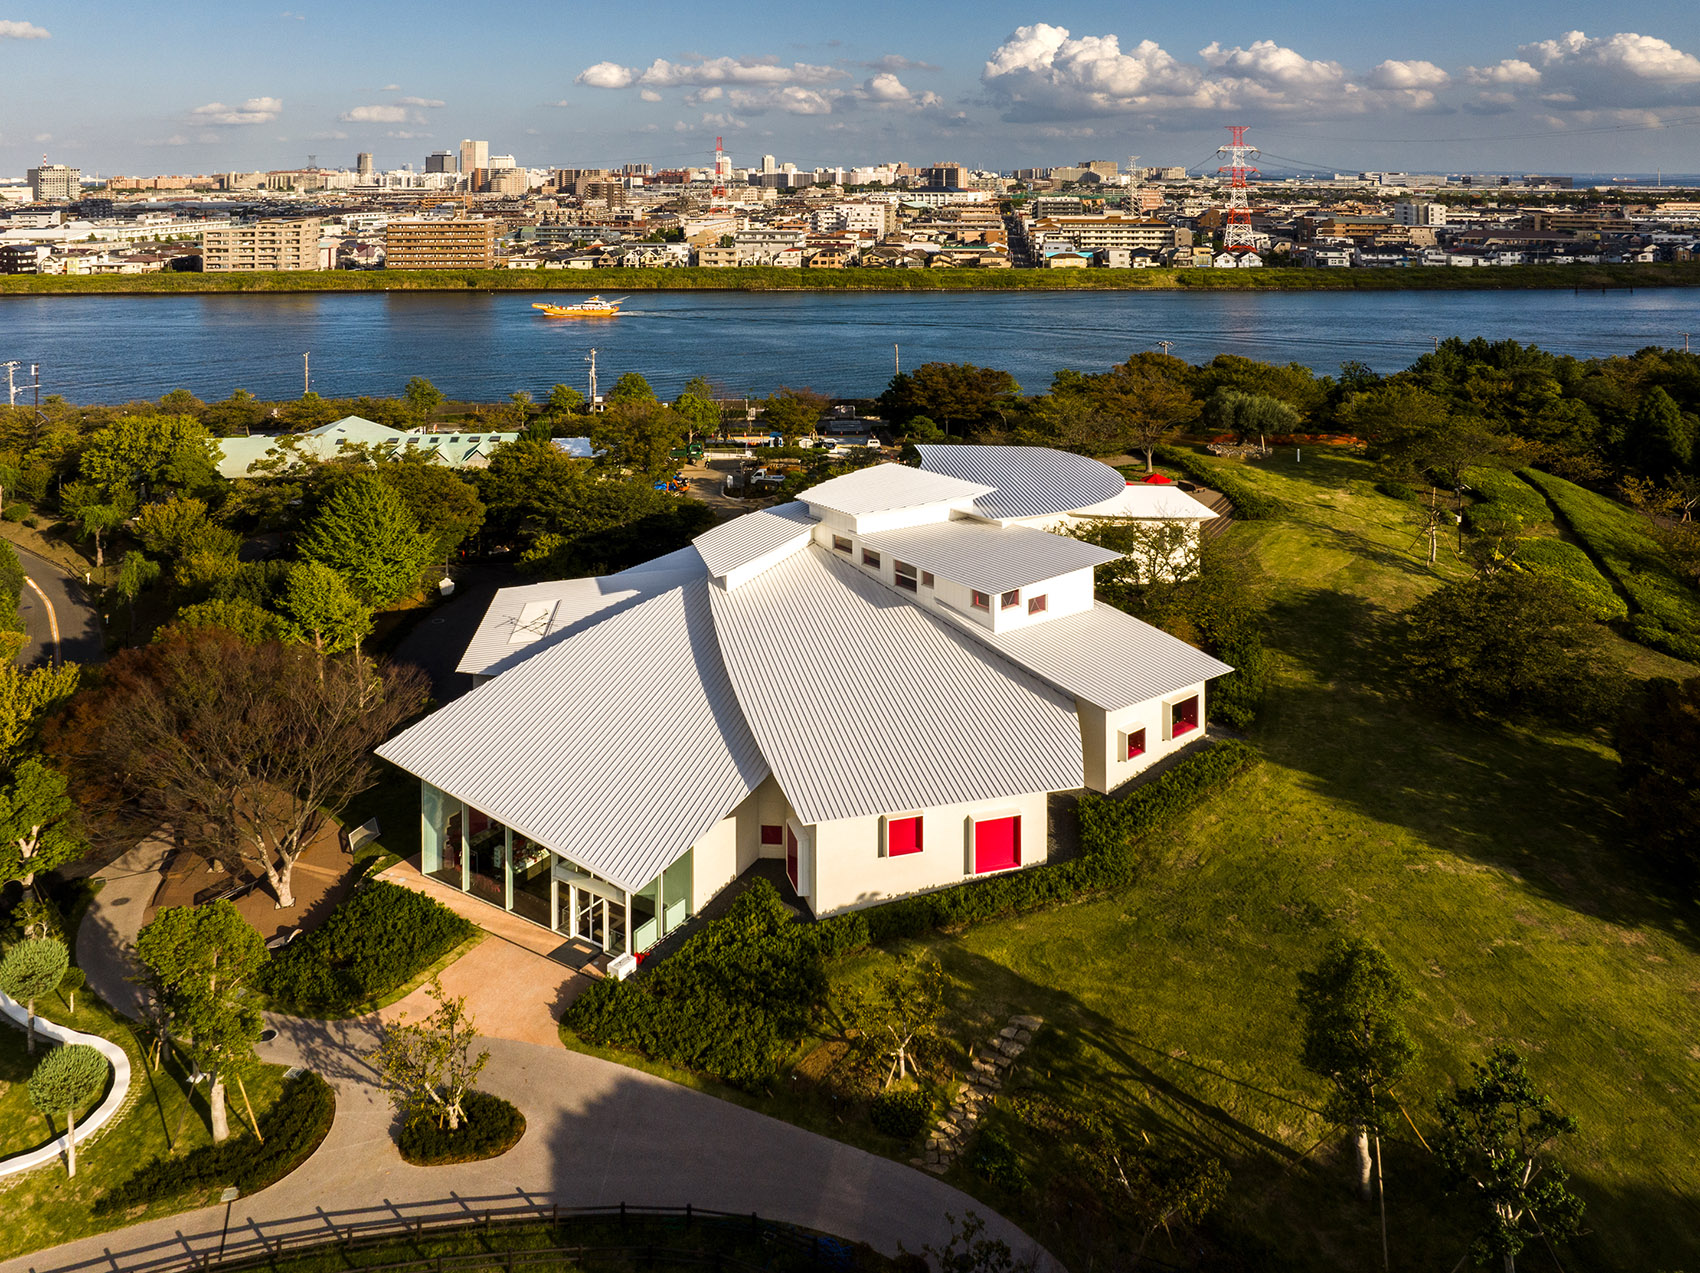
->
[0,992,130,1180]
[6,855,1059,1273]
[10,542,103,669]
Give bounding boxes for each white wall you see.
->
[689,814,738,911]
[807,788,1051,917]
[1081,680,1210,793]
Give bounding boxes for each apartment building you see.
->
[1029,215,1179,255]
[201,218,323,272]
[27,165,80,201]
[385,217,502,269]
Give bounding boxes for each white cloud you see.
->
[395,96,444,108]
[33,131,49,142]
[1464,59,1541,86]
[862,72,913,102]
[577,54,846,90]
[726,86,834,115]
[639,89,662,103]
[279,10,305,19]
[1368,59,1449,90]
[308,129,349,141]
[0,19,49,39]
[191,96,282,125]
[867,54,939,73]
[385,129,432,139]
[341,104,413,123]
[381,83,401,91]
[1514,30,1700,109]
[701,112,746,129]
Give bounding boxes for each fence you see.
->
[28,1197,863,1273]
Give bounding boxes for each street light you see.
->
[217,1186,241,1262]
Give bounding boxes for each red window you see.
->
[921,571,935,588]
[761,824,783,845]
[1171,696,1199,737]
[971,590,991,610]
[886,815,923,857]
[1001,590,1021,610]
[1028,594,1047,615]
[1125,728,1147,760]
[863,548,882,568]
[786,826,799,890]
[973,816,1020,874]
[832,535,851,553]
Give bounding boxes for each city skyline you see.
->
[3,1,1699,176]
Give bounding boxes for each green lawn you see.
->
[829,447,1699,1271]
[0,1021,105,1158]
[0,986,291,1261]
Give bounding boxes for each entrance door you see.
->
[785,827,799,892]
[576,889,605,947]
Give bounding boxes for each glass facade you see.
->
[419,781,696,955]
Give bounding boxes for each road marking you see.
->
[23,575,60,665]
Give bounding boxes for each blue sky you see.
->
[4,1,1699,177]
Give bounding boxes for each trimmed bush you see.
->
[1514,537,1627,621]
[395,1089,524,1165]
[1462,467,1552,533]
[94,1072,334,1213]
[1,503,28,523]
[1153,446,1284,521]
[968,1125,1031,1193]
[871,1088,931,1140]
[1375,480,1417,502]
[259,880,475,1015]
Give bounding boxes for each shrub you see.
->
[22,516,38,529]
[1,503,28,523]
[1513,537,1627,621]
[395,1089,524,1165]
[969,1125,1031,1193]
[1376,480,1417,502]
[94,1072,334,1213]
[1462,467,1552,533]
[1153,445,1284,521]
[871,1087,932,1140]
[259,880,475,1015]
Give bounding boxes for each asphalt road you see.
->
[12,544,104,668]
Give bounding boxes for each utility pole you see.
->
[302,352,310,396]
[1683,332,1692,353]
[1156,340,1174,356]
[31,364,41,422]
[1,360,18,406]
[894,343,900,377]
[585,347,598,406]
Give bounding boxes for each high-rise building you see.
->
[761,154,778,174]
[27,164,80,201]
[356,152,374,176]
[201,218,324,272]
[921,163,967,189]
[385,216,501,269]
[458,139,489,174]
[425,151,455,174]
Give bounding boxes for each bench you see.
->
[340,818,382,855]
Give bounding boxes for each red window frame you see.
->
[1171,696,1199,737]
[970,590,991,610]
[972,816,1020,874]
[832,535,852,553]
[760,824,783,845]
[1125,728,1147,760]
[1027,594,1047,615]
[886,815,923,857]
[1001,590,1021,610]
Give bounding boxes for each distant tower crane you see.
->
[1216,125,1259,253]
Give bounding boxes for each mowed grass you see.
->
[0,987,290,1261]
[855,446,1699,1271]
[0,1021,105,1157]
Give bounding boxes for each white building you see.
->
[376,448,1233,958]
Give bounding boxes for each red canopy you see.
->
[1142,473,1174,485]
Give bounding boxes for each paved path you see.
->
[15,853,1060,1273]
[11,543,103,668]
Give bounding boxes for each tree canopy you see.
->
[77,414,219,500]
[298,474,436,606]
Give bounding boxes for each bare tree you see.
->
[371,978,490,1131]
[51,629,426,909]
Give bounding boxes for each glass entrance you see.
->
[576,888,604,946]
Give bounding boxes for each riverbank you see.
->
[5,261,1699,296]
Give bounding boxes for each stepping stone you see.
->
[924,1162,948,1175]
[999,1026,1019,1040]
[1015,1029,1032,1044]
[1011,1015,1043,1030]
[997,1040,1022,1058]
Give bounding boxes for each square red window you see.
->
[1171,696,1199,737]
[971,590,991,610]
[832,535,852,553]
[973,816,1020,873]
[1027,594,1047,615]
[886,815,923,857]
[1001,590,1021,610]
[1125,728,1146,760]
[761,824,784,845]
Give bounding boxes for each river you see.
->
[2,286,1695,404]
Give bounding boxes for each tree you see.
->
[0,661,80,772]
[606,372,657,405]
[0,937,69,1052]
[544,382,584,420]
[919,1211,1037,1273]
[136,902,268,1143]
[1435,1048,1584,1272]
[1297,936,1418,1273]
[158,597,287,645]
[77,414,219,501]
[1085,352,1200,470]
[370,977,490,1132]
[1074,1126,1229,1266]
[373,459,486,561]
[298,474,435,607]
[673,379,720,439]
[114,551,162,640]
[1627,386,1694,479]
[592,402,684,478]
[1201,388,1299,445]
[27,1043,108,1176]
[1402,572,1616,723]
[61,487,129,569]
[278,561,372,656]
[0,759,83,888]
[879,363,1021,435]
[59,964,85,1012]
[1615,675,1700,884]
[403,376,444,427]
[52,629,428,909]
[759,387,828,443]
[844,955,949,1089]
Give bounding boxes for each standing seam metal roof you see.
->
[691,502,816,579]
[860,520,1120,593]
[708,546,1084,825]
[799,463,994,517]
[378,577,769,894]
[915,445,1128,520]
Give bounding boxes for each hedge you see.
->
[396,1089,525,1165]
[1152,446,1284,521]
[1521,468,1700,661]
[871,1088,931,1140]
[1462,467,1553,533]
[94,1072,334,1213]
[259,880,476,1015]
[1513,537,1628,621]
[563,741,1257,1087]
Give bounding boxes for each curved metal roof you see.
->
[914,445,1128,521]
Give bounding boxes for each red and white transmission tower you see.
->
[711,136,729,205]
[1216,125,1259,252]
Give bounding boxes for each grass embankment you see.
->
[820,447,1696,1271]
[0,984,293,1261]
[4,262,1699,296]
[1521,467,1700,661]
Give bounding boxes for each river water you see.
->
[2,286,1695,404]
